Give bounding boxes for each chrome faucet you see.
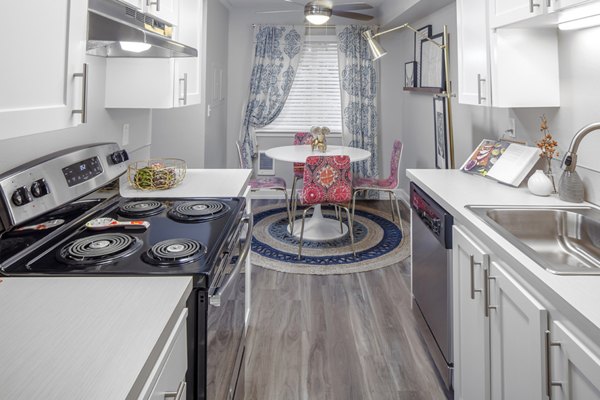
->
[559,122,600,203]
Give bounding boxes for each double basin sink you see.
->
[467,205,600,275]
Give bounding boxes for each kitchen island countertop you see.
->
[407,169,600,343]
[0,276,192,400]
[120,168,252,198]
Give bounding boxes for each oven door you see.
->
[206,214,252,400]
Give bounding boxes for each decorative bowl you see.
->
[127,159,186,190]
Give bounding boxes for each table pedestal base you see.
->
[288,204,348,241]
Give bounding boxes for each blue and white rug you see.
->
[251,205,410,275]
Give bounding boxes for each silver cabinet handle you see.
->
[530,0,541,12]
[72,63,88,123]
[484,269,496,317]
[179,73,188,105]
[547,0,552,7]
[147,0,160,11]
[477,74,487,105]
[164,381,186,400]
[469,255,483,299]
[545,330,563,398]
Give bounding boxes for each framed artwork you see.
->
[404,61,417,87]
[420,32,446,90]
[413,25,431,87]
[433,96,449,169]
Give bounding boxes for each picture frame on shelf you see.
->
[433,95,449,169]
[413,25,432,87]
[420,32,446,90]
[404,61,417,88]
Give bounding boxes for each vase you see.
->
[528,170,554,197]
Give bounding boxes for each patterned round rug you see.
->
[251,204,410,274]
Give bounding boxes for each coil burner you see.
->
[143,238,206,266]
[57,233,142,265]
[167,200,230,223]
[118,200,165,218]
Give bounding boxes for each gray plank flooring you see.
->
[244,201,449,400]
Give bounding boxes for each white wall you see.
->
[379,2,600,205]
[0,55,152,173]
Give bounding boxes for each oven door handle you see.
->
[209,214,253,307]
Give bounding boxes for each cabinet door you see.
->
[145,0,179,25]
[550,321,600,400]
[489,261,548,400]
[456,0,491,106]
[548,0,591,11]
[491,0,546,27]
[0,1,87,140]
[119,0,144,10]
[172,0,202,107]
[453,226,491,400]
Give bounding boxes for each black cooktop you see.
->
[1,197,245,283]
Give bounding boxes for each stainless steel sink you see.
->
[467,206,600,275]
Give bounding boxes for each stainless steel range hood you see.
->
[87,0,197,58]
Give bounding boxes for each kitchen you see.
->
[1,0,600,399]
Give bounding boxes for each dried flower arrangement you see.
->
[536,115,559,192]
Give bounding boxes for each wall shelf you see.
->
[403,86,442,94]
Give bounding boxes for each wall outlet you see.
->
[122,123,130,146]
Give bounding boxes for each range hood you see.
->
[87,0,197,58]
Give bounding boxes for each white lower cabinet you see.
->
[549,321,600,400]
[138,308,188,400]
[454,225,547,399]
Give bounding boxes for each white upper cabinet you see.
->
[105,0,201,109]
[457,0,491,106]
[118,0,144,10]
[456,0,560,107]
[0,1,88,140]
[548,0,593,12]
[490,0,547,27]
[145,0,179,25]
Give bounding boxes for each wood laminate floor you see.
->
[244,201,449,400]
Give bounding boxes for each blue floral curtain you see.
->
[336,25,379,179]
[239,25,304,167]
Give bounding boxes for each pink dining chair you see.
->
[289,131,314,230]
[351,140,404,233]
[295,155,356,259]
[235,141,292,224]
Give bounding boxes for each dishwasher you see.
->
[410,182,454,390]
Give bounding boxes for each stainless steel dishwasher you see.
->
[410,182,454,390]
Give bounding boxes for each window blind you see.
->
[260,38,343,133]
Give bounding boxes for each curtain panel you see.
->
[336,25,379,180]
[239,25,305,167]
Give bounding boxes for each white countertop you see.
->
[120,168,252,198]
[407,169,600,341]
[0,276,192,400]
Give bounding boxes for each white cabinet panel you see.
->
[491,0,547,27]
[145,0,179,25]
[0,0,87,139]
[457,0,491,106]
[119,0,144,9]
[551,321,600,400]
[489,261,548,400]
[549,0,592,11]
[453,225,491,400]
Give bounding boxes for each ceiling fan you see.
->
[258,0,374,25]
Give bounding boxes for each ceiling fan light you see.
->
[304,4,332,25]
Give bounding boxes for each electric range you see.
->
[0,143,251,400]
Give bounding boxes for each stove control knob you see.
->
[109,150,130,165]
[11,186,33,207]
[31,179,50,198]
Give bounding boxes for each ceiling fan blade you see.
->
[256,9,299,14]
[284,0,306,6]
[333,3,374,11]
[331,10,374,20]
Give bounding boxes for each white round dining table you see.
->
[265,145,371,241]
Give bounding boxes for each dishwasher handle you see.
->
[416,209,441,236]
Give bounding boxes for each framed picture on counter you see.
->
[433,96,449,169]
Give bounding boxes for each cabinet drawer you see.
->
[138,308,188,400]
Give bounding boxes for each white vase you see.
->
[528,170,554,197]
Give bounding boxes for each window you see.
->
[260,36,342,133]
